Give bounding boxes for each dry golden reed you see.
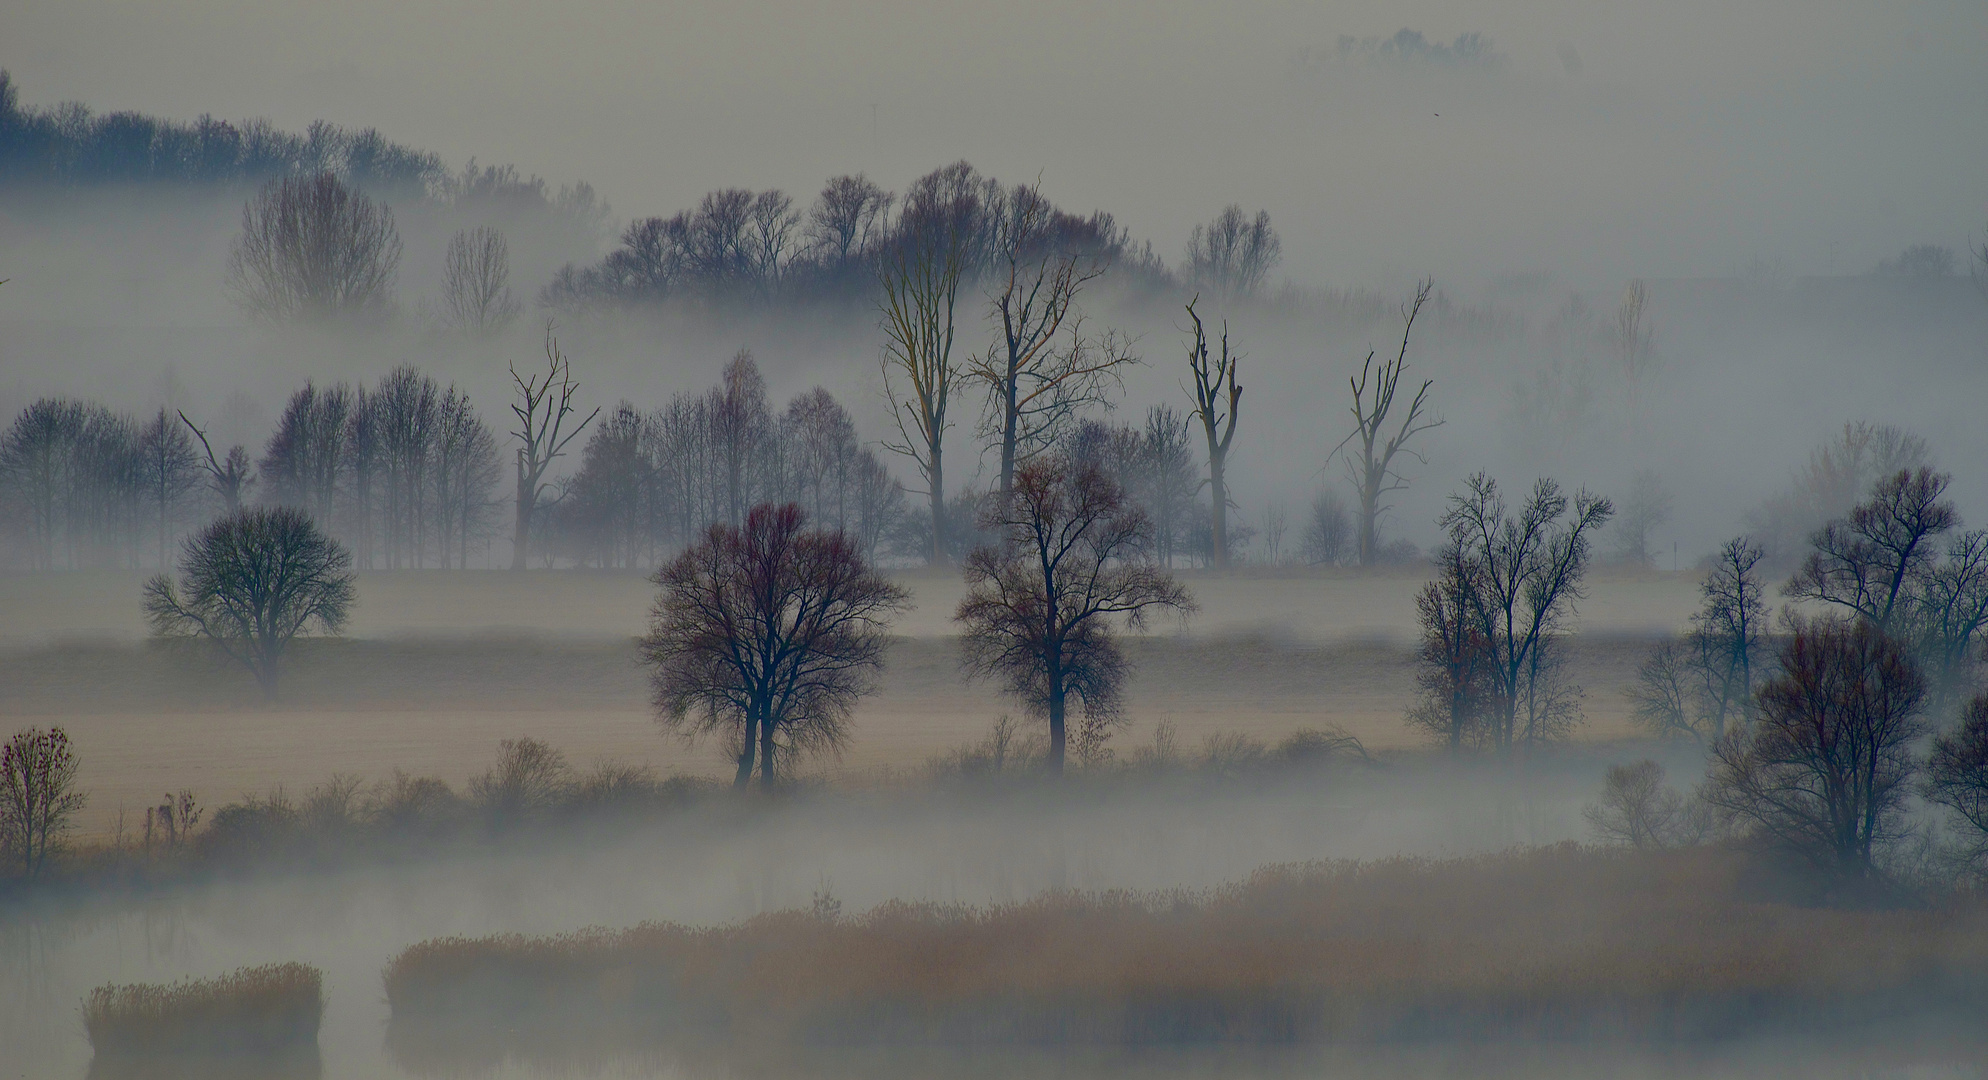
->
[384,845,1988,1048]
[83,961,324,1054]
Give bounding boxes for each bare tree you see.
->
[468,736,573,820]
[1582,760,1691,849]
[143,507,357,699]
[1785,467,1988,704]
[0,725,87,878]
[1182,298,1241,568]
[1336,279,1440,568]
[225,172,401,322]
[878,220,968,565]
[1405,537,1503,751]
[509,326,599,570]
[806,174,894,268]
[1748,421,1929,566]
[1927,692,1988,856]
[1613,279,1655,392]
[259,382,352,525]
[1,399,87,570]
[1186,205,1281,300]
[1632,537,1770,744]
[642,503,908,789]
[1611,469,1673,567]
[1438,474,1614,752]
[442,226,521,335]
[1301,489,1351,566]
[956,455,1195,774]
[135,408,203,567]
[178,412,253,515]
[971,183,1135,496]
[1263,502,1290,564]
[1708,617,1927,878]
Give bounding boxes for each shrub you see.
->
[84,962,323,1054]
[468,736,574,820]
[0,725,87,877]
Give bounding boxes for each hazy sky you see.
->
[7,0,1985,291]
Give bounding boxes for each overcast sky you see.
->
[7,0,1985,292]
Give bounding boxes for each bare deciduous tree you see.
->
[1786,467,1988,706]
[1610,469,1672,567]
[1708,617,1927,878]
[1336,280,1440,568]
[178,411,253,515]
[642,503,908,789]
[878,219,968,565]
[225,172,401,322]
[1613,279,1655,392]
[1301,489,1351,566]
[1927,692,1988,855]
[1434,474,1613,752]
[442,226,521,335]
[509,326,599,570]
[1632,537,1770,744]
[0,725,87,878]
[1182,298,1241,568]
[1583,759,1696,849]
[142,507,357,699]
[1186,205,1281,300]
[135,408,203,566]
[806,174,894,268]
[971,183,1135,496]
[956,455,1195,774]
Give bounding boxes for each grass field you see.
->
[381,844,1988,1060]
[0,567,1693,836]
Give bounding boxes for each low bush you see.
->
[83,962,323,1055]
[382,844,1988,1058]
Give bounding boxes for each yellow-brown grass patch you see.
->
[383,845,1988,1061]
[83,962,324,1056]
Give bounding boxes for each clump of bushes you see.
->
[83,962,323,1055]
[188,742,713,869]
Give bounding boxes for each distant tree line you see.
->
[0,69,440,194]
[544,353,905,569]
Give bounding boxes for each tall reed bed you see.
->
[384,845,1988,1056]
[84,962,323,1055]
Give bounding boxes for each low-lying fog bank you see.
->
[6,749,1706,1078]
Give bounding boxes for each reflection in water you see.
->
[87,1046,323,1080]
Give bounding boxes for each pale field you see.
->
[0,568,1697,834]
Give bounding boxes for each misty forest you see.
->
[3,4,1988,1076]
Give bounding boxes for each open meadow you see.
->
[0,567,1698,835]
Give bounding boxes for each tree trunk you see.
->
[759,719,778,790]
[511,463,532,571]
[1046,684,1066,776]
[998,365,1020,496]
[733,714,758,790]
[1358,481,1379,567]
[255,651,280,702]
[928,446,947,566]
[1209,455,1229,568]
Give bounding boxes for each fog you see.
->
[7,0,1985,285]
[4,2,1988,1075]
[0,745,1784,1077]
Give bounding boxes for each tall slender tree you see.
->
[1182,298,1240,568]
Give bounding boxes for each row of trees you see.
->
[544,162,1283,315]
[0,400,213,570]
[544,353,904,568]
[644,453,1192,786]
[1582,457,1988,880]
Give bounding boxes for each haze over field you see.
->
[4,2,1988,1078]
